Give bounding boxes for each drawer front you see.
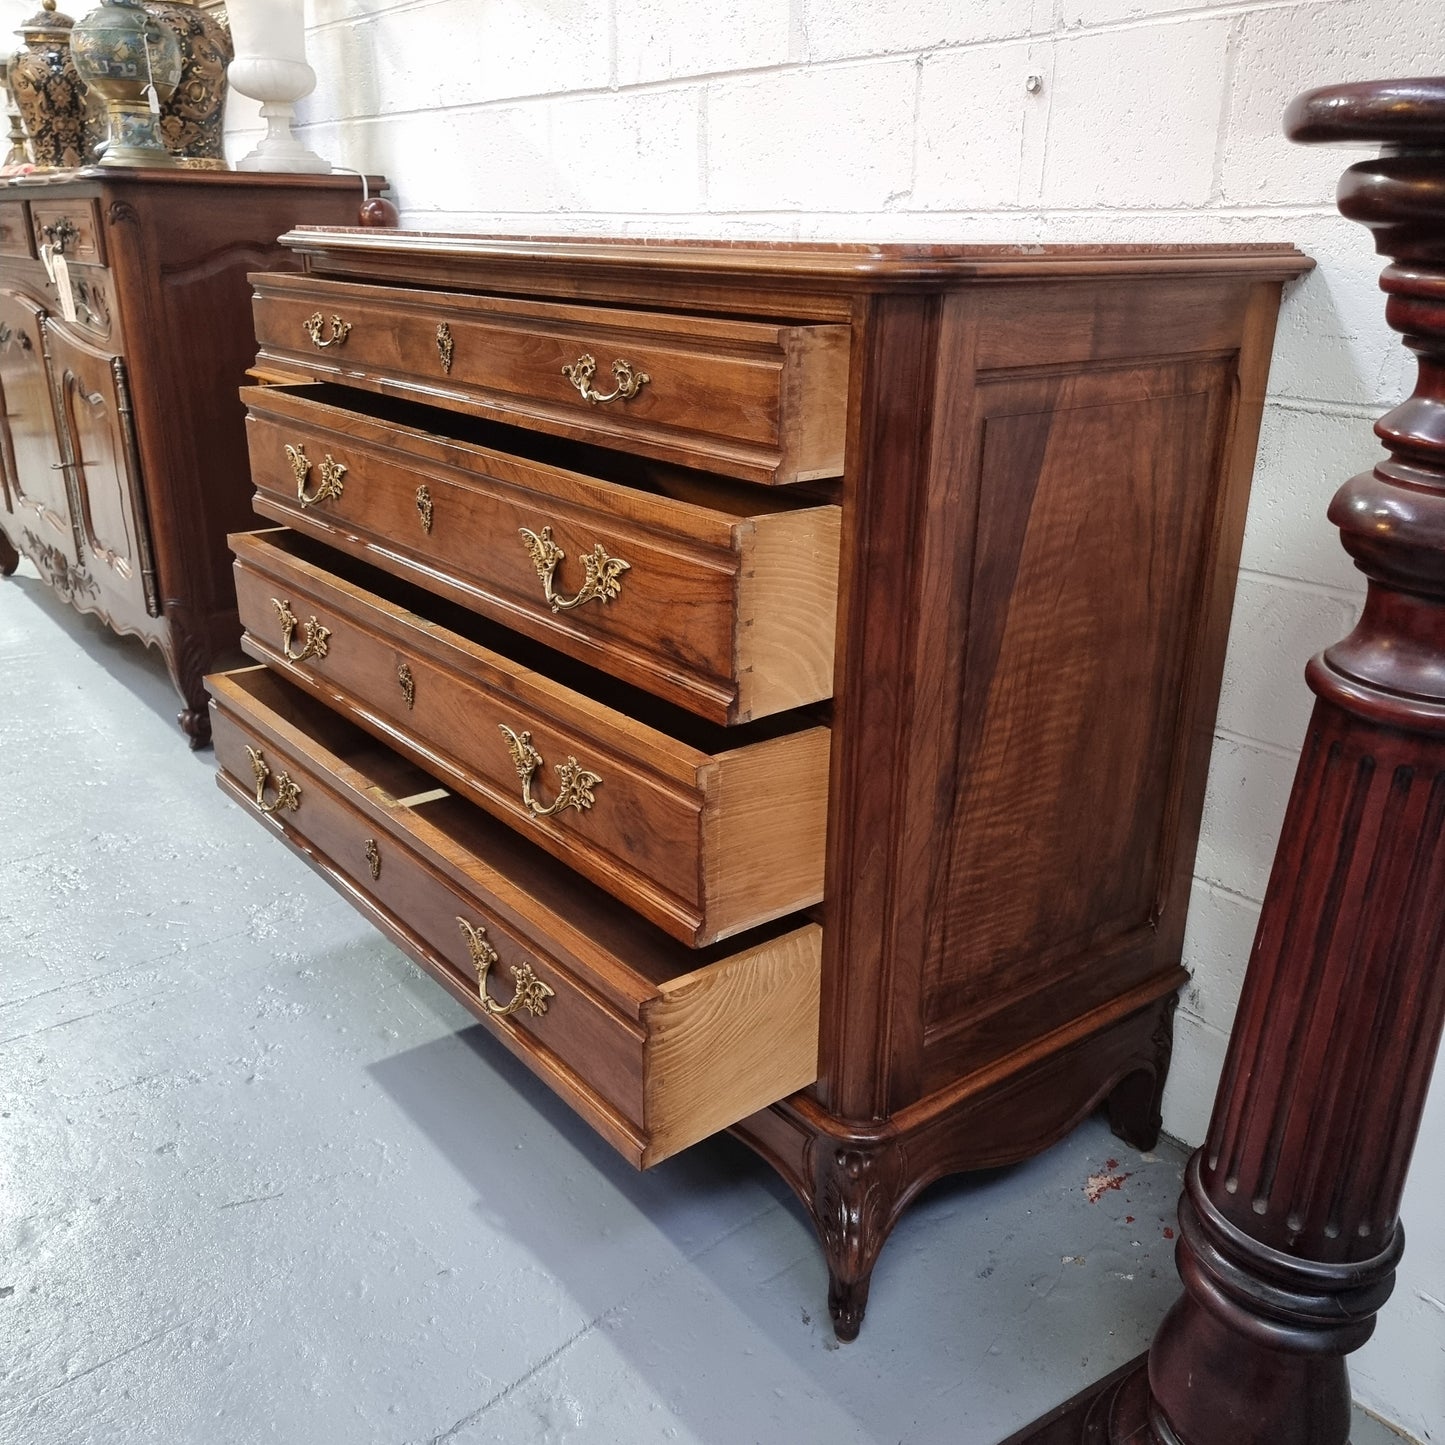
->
[250,273,849,486]
[0,201,33,259]
[243,386,840,724]
[231,528,830,948]
[31,200,104,267]
[208,664,822,1167]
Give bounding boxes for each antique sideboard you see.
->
[207,230,1309,1336]
[0,170,382,747]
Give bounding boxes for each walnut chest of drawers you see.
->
[0,171,381,747]
[208,230,1309,1338]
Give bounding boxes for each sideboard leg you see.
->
[162,607,213,750]
[1105,995,1176,1152]
[809,1136,905,1342]
[0,527,19,577]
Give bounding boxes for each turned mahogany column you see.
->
[1006,76,1445,1445]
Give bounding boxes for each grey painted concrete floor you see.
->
[0,563,1409,1445]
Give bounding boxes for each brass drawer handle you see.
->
[519,525,629,613]
[498,725,600,819]
[397,660,415,709]
[40,218,78,256]
[303,311,351,349]
[436,322,454,374]
[364,838,381,880]
[271,597,331,663]
[562,352,649,405]
[285,443,346,509]
[457,917,555,1018]
[245,745,301,815]
[415,484,433,533]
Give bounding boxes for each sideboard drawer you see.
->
[250,272,849,485]
[30,199,103,267]
[0,201,32,259]
[243,383,841,723]
[231,528,829,947]
[207,663,823,1167]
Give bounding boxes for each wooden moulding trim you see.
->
[276,228,1315,287]
[212,767,651,1168]
[794,966,1189,1141]
[642,924,823,1166]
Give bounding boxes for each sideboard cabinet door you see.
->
[0,289,72,559]
[47,323,158,626]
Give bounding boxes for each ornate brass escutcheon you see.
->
[245,745,302,815]
[271,597,331,663]
[364,838,381,881]
[303,311,351,349]
[284,443,347,509]
[498,725,601,819]
[518,525,630,613]
[397,660,415,710]
[561,352,650,405]
[456,917,554,1019]
[415,484,434,534]
[436,322,454,374]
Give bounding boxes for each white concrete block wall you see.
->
[229,0,1445,1433]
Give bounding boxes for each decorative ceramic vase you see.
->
[9,0,86,170]
[145,0,230,167]
[71,0,181,167]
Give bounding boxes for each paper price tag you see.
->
[52,252,77,325]
[144,84,160,115]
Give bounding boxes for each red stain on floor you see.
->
[1163,1226,1175,1240]
[1084,1167,1132,1203]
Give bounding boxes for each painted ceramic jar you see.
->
[9,0,86,170]
[145,0,231,166]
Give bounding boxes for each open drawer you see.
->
[250,271,849,486]
[243,382,841,724]
[231,528,829,948]
[207,665,822,1168]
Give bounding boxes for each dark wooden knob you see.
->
[357,195,399,228]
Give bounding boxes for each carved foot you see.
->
[0,528,19,577]
[810,1138,905,1342]
[1107,995,1177,1151]
[827,1270,872,1343]
[179,705,212,751]
[164,605,216,750]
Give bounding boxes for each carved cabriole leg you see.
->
[1018,78,1445,1445]
[1106,994,1177,1153]
[0,527,18,576]
[811,1136,906,1341]
[162,603,214,749]
[733,992,1179,1341]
